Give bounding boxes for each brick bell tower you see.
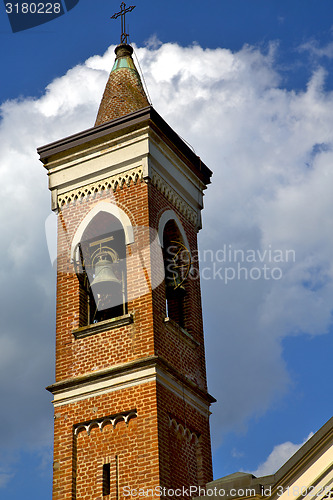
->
[38,37,214,500]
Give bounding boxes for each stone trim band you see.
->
[57,166,197,225]
[58,167,144,207]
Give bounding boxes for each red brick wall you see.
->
[156,383,213,492]
[55,180,153,382]
[52,383,159,500]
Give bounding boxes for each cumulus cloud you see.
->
[0,53,107,483]
[250,433,314,477]
[132,44,333,440]
[137,43,333,441]
[0,41,332,483]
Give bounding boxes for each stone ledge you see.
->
[46,354,216,406]
[163,316,200,347]
[72,313,133,339]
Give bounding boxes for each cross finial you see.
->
[111,2,136,45]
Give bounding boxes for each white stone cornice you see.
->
[52,365,156,408]
[51,363,211,417]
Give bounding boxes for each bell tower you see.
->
[38,36,214,500]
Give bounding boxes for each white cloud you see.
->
[0,472,14,488]
[0,41,332,483]
[232,448,245,459]
[299,40,333,59]
[250,433,314,477]
[135,43,333,438]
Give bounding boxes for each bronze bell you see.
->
[90,255,122,307]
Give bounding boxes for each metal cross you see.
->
[111,2,136,45]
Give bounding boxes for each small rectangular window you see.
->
[103,463,110,497]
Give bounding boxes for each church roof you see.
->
[94,43,150,126]
[195,416,333,500]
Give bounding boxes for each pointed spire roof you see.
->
[94,44,149,127]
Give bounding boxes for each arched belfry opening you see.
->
[74,211,127,324]
[163,219,191,329]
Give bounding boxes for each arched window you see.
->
[73,210,127,324]
[163,219,191,329]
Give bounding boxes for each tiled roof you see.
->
[94,44,149,126]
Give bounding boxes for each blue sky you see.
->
[0,1,333,499]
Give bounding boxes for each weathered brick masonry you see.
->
[38,42,214,500]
